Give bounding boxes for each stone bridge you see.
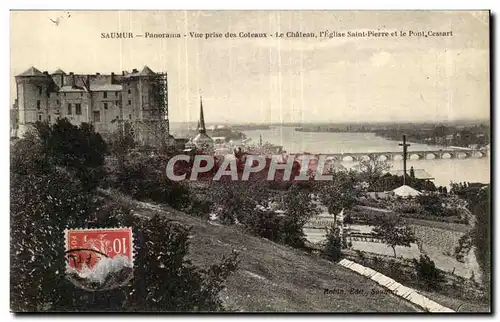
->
[292,149,488,162]
[290,149,489,161]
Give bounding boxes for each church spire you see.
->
[199,96,206,134]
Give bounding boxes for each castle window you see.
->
[129,114,132,120]
[38,87,42,95]
[36,100,41,110]
[38,114,42,121]
[128,100,131,105]
[48,115,51,122]
[67,103,72,115]
[115,92,118,97]
[128,89,131,94]
[81,93,83,97]
[56,100,60,105]
[104,103,108,110]
[103,92,107,99]
[93,111,100,122]
[76,103,82,115]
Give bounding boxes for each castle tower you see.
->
[15,67,52,137]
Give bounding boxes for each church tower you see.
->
[192,96,214,150]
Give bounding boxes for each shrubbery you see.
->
[109,155,190,210]
[412,255,445,290]
[323,226,343,261]
[11,120,238,312]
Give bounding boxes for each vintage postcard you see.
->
[10,10,490,313]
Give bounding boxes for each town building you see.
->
[12,66,171,146]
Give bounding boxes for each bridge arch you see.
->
[342,155,355,162]
[440,152,452,159]
[359,155,372,162]
[425,153,436,160]
[472,151,484,158]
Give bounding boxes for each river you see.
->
[241,126,490,188]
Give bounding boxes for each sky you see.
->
[10,10,490,124]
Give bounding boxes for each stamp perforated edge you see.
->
[63,227,135,272]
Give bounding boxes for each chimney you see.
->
[96,72,100,76]
[43,71,49,75]
[67,72,75,87]
[111,72,115,83]
[132,68,138,73]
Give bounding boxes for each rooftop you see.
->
[16,66,45,77]
[390,169,434,180]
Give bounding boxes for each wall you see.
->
[338,258,455,312]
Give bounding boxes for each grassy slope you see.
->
[112,193,417,312]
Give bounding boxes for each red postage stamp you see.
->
[64,227,134,291]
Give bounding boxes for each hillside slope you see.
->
[112,192,418,312]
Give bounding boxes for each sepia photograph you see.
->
[9,10,491,313]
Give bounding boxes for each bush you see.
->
[323,226,343,261]
[34,119,108,190]
[207,181,315,249]
[240,209,308,248]
[111,156,190,209]
[11,123,238,312]
[392,202,421,214]
[412,255,445,290]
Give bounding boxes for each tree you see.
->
[453,184,490,290]
[323,226,343,261]
[373,215,417,257]
[108,127,136,164]
[11,123,238,311]
[33,119,108,190]
[356,159,391,188]
[315,170,361,228]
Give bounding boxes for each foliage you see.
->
[323,226,343,261]
[452,183,490,289]
[110,155,190,210]
[416,194,444,216]
[108,128,136,162]
[33,119,108,190]
[207,181,317,248]
[372,215,417,257]
[117,214,239,312]
[355,159,391,187]
[412,255,445,290]
[392,201,422,214]
[11,123,238,312]
[315,170,361,227]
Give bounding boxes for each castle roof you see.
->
[17,66,46,77]
[139,65,155,76]
[123,65,156,78]
[52,68,66,75]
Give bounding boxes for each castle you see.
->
[12,66,171,146]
